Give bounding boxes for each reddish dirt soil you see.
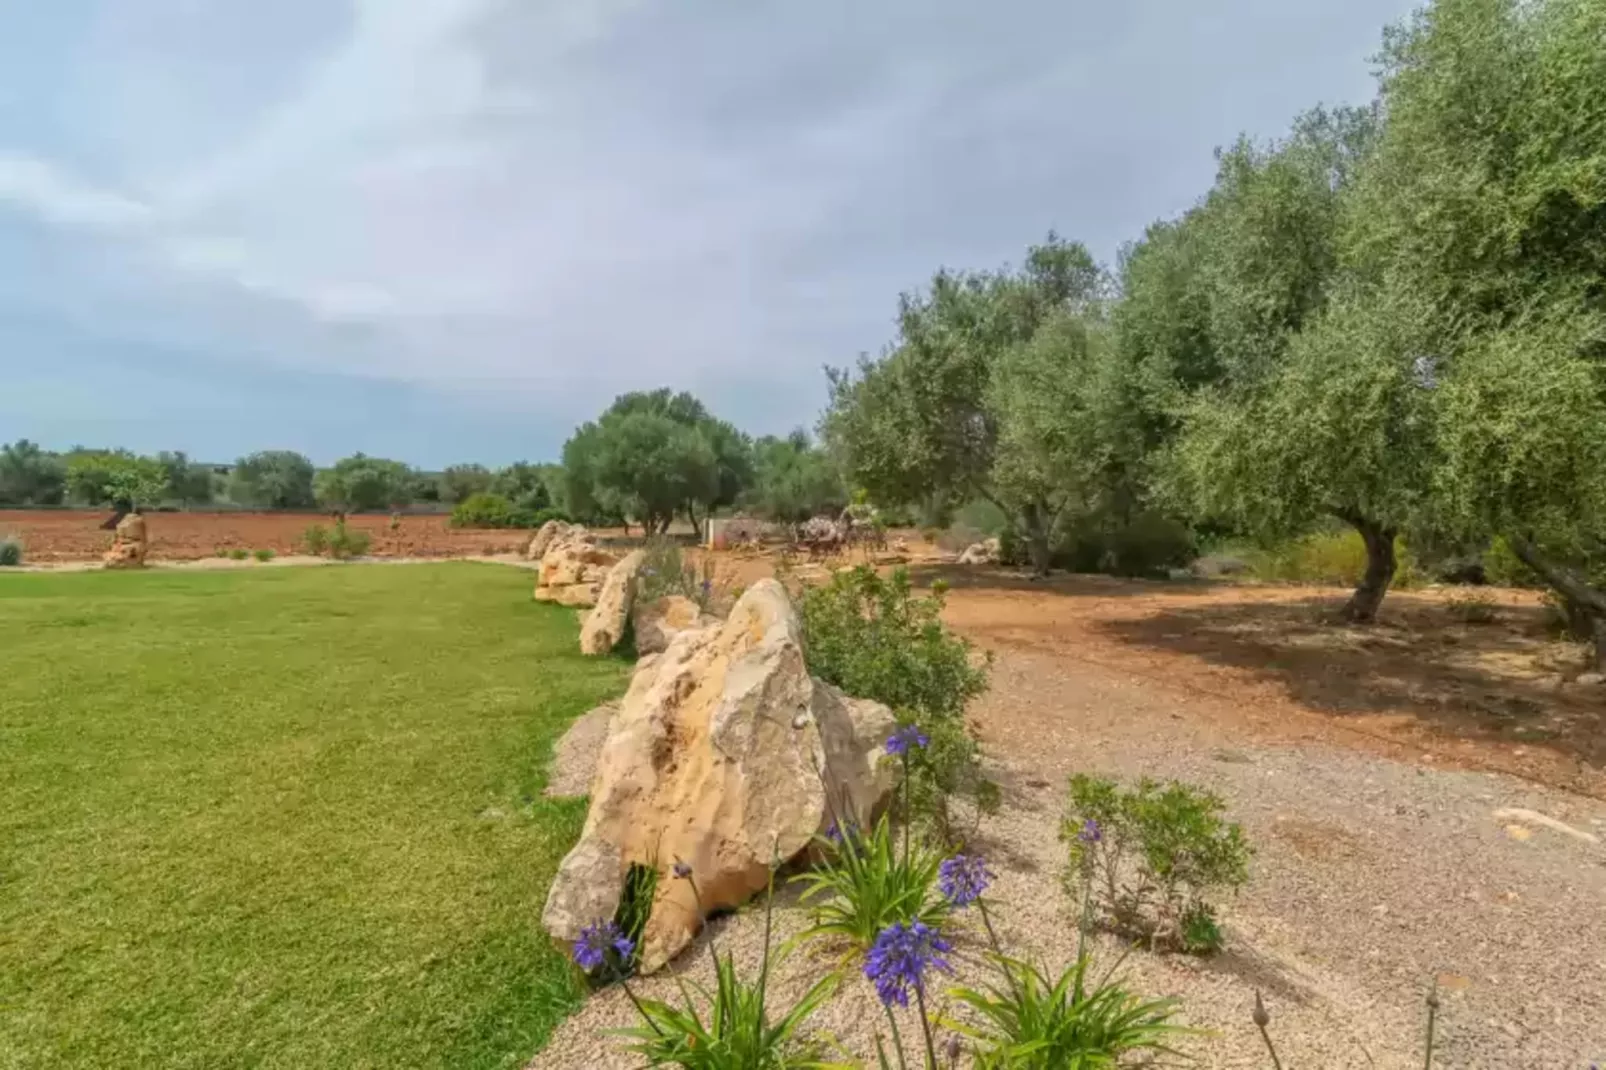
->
[0,509,532,562]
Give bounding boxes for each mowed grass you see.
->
[0,563,629,1070]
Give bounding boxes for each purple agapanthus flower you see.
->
[885,725,930,756]
[700,578,713,594]
[573,919,633,972]
[1078,818,1103,845]
[672,859,693,880]
[864,920,952,1007]
[937,854,994,908]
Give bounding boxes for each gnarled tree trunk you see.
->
[1507,535,1606,673]
[1020,501,1052,576]
[1337,511,1397,623]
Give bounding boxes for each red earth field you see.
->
[0,509,532,563]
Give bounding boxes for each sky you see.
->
[0,0,1417,468]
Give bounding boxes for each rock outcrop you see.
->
[631,594,718,655]
[102,513,149,569]
[533,527,618,608]
[579,551,646,655]
[526,519,572,561]
[542,580,896,972]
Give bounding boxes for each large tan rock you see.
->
[534,527,619,607]
[957,536,1001,565]
[526,519,572,561]
[579,551,646,655]
[102,513,149,569]
[632,594,718,655]
[542,580,895,972]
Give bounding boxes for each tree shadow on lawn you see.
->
[1093,591,1606,791]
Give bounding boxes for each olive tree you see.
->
[0,439,66,505]
[823,234,1111,573]
[1345,0,1606,661]
[229,451,316,509]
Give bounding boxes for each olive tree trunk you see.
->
[1336,512,1397,623]
[1020,501,1053,576]
[1508,535,1606,673]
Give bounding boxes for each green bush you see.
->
[228,548,250,561]
[1482,536,1540,588]
[1053,512,1197,578]
[449,492,516,529]
[300,525,330,556]
[509,504,571,530]
[328,520,371,559]
[253,549,276,563]
[1238,528,1422,589]
[1062,774,1250,954]
[0,535,22,567]
[797,566,993,841]
[794,816,949,951]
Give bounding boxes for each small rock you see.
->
[1576,671,1604,687]
[1212,748,1253,764]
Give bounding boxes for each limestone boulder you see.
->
[542,579,896,972]
[957,537,1001,565]
[102,513,149,569]
[534,527,619,607]
[579,551,646,655]
[632,594,719,655]
[526,519,572,561]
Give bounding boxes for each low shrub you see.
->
[794,815,949,951]
[300,525,330,556]
[253,548,276,563]
[1062,774,1250,954]
[328,520,371,559]
[639,536,729,614]
[951,951,1188,1068]
[1481,536,1540,588]
[449,492,515,529]
[228,548,250,561]
[796,566,993,842]
[0,535,22,567]
[520,506,573,530]
[617,867,838,1069]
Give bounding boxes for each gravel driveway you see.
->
[532,634,1606,1069]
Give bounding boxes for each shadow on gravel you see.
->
[1094,593,1606,785]
[903,564,1221,598]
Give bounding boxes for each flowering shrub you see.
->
[1062,774,1251,953]
[794,814,948,951]
[639,536,729,614]
[615,865,839,1069]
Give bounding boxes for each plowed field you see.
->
[0,510,530,562]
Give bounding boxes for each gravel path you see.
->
[532,641,1606,1069]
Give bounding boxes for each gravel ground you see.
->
[531,645,1606,1068]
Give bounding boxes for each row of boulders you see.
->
[540,578,896,972]
[528,520,718,657]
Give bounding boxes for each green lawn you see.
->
[0,563,628,1070]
